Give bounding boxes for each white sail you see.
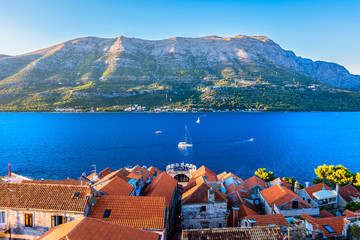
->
[196,117,200,124]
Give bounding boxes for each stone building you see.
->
[260,184,319,217]
[181,176,228,229]
[0,182,92,240]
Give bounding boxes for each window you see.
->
[308,199,311,204]
[323,225,335,233]
[218,222,223,228]
[0,211,5,223]
[51,216,66,227]
[25,213,33,227]
[73,192,80,198]
[302,197,305,200]
[103,209,111,218]
[200,206,206,212]
[292,201,298,209]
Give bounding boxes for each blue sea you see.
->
[1,112,360,183]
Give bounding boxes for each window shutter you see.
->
[63,216,67,224]
[51,216,55,228]
[30,214,33,227]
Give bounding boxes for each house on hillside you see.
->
[298,183,338,209]
[260,184,319,217]
[181,176,228,229]
[0,182,92,239]
[338,184,360,209]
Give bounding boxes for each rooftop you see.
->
[143,172,177,208]
[0,182,90,212]
[244,214,290,227]
[38,217,160,240]
[88,195,166,230]
[191,165,217,182]
[95,176,134,196]
[260,184,311,208]
[182,226,285,240]
[301,213,347,238]
[304,183,332,200]
[244,176,266,190]
[338,184,360,203]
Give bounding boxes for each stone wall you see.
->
[182,202,228,229]
[0,208,84,239]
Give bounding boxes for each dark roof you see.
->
[182,226,285,240]
[38,217,160,240]
[0,182,90,212]
[244,214,290,227]
[338,184,360,203]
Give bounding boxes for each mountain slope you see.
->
[0,35,359,111]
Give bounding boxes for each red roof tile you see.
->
[95,176,134,196]
[260,184,311,208]
[88,195,166,230]
[228,204,260,227]
[182,177,227,204]
[39,217,160,240]
[191,166,217,182]
[22,179,89,186]
[304,183,332,200]
[245,214,290,227]
[129,165,151,185]
[339,184,360,203]
[244,176,266,190]
[320,209,334,218]
[93,168,130,186]
[0,182,90,212]
[147,167,162,178]
[301,213,346,238]
[182,226,285,240]
[143,172,177,208]
[342,209,360,218]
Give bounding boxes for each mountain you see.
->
[0,35,360,112]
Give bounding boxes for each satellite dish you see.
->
[251,194,256,199]
[255,199,260,205]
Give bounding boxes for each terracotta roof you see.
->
[244,214,290,227]
[95,176,134,196]
[226,183,251,198]
[260,184,312,208]
[228,204,259,227]
[93,168,130,186]
[0,182,90,212]
[217,171,228,180]
[339,184,360,203]
[244,176,266,190]
[304,183,332,200]
[182,226,285,240]
[182,177,227,204]
[147,167,162,178]
[129,165,151,184]
[38,217,160,240]
[301,213,347,238]
[342,209,360,218]
[98,167,114,178]
[270,178,291,189]
[320,209,334,218]
[191,166,217,182]
[227,191,257,212]
[219,172,244,185]
[88,195,166,230]
[22,179,89,186]
[143,172,177,208]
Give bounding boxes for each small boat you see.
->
[196,117,200,124]
[249,138,254,141]
[178,125,193,149]
[155,131,162,134]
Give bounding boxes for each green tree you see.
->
[344,201,360,212]
[314,164,354,186]
[255,168,275,182]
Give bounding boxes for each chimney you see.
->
[208,187,215,203]
[305,182,310,188]
[8,163,11,177]
[232,207,239,227]
[294,181,300,194]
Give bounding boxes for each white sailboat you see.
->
[196,117,200,124]
[178,125,193,149]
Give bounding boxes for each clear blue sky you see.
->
[0,0,359,74]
